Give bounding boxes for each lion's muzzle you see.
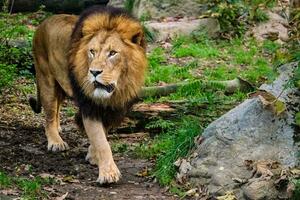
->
[93,81,115,93]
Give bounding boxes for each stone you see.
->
[242,180,278,200]
[132,0,208,19]
[251,11,289,43]
[145,18,220,41]
[183,62,299,199]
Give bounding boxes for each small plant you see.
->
[0,63,16,89]
[291,179,300,200]
[0,171,12,188]
[124,0,135,13]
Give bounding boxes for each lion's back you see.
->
[33,14,78,97]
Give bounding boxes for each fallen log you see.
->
[138,77,254,98]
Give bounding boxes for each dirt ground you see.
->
[0,79,179,200]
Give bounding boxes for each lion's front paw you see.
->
[47,136,69,152]
[86,145,98,165]
[97,162,121,184]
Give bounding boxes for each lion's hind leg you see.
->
[37,72,69,152]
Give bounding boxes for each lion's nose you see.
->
[90,69,103,77]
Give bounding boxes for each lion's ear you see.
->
[131,31,146,49]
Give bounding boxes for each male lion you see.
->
[29,6,147,184]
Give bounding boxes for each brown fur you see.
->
[30,6,147,183]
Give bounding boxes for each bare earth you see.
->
[0,79,178,200]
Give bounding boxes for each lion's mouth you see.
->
[93,81,115,93]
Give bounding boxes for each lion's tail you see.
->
[29,85,42,113]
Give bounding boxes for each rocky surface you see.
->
[250,11,289,43]
[145,18,220,41]
[181,62,300,199]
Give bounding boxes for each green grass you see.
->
[0,171,55,199]
[145,47,195,86]
[166,35,278,86]
[134,116,202,185]
[0,171,12,188]
[292,179,300,200]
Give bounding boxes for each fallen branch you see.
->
[138,77,254,98]
[108,132,149,139]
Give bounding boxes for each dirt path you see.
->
[0,79,178,200]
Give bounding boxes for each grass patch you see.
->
[169,35,278,86]
[135,116,202,185]
[0,171,12,188]
[146,47,195,86]
[0,170,55,199]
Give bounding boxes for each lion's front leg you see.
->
[82,116,121,184]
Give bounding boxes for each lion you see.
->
[29,6,147,184]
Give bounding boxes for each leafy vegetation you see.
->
[0,9,50,91]
[207,0,276,36]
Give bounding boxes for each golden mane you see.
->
[69,7,147,108]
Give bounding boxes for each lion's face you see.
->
[86,31,126,99]
[70,13,147,107]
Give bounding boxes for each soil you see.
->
[0,79,179,200]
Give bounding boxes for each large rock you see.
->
[251,11,289,43]
[184,62,299,199]
[145,18,220,41]
[132,0,208,19]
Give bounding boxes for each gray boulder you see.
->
[132,0,208,19]
[184,62,299,199]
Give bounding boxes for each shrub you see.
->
[207,0,276,37]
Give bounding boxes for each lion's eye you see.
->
[108,50,117,57]
[89,49,96,57]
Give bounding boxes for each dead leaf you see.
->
[291,168,300,176]
[245,159,281,179]
[62,176,80,183]
[194,135,204,145]
[185,188,197,196]
[136,167,148,177]
[217,191,237,200]
[232,177,248,184]
[55,192,68,200]
[39,173,55,179]
[249,90,286,115]
[0,189,19,196]
[43,186,56,193]
[175,159,192,184]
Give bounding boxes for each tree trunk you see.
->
[1,0,109,14]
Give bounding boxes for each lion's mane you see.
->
[69,6,147,129]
